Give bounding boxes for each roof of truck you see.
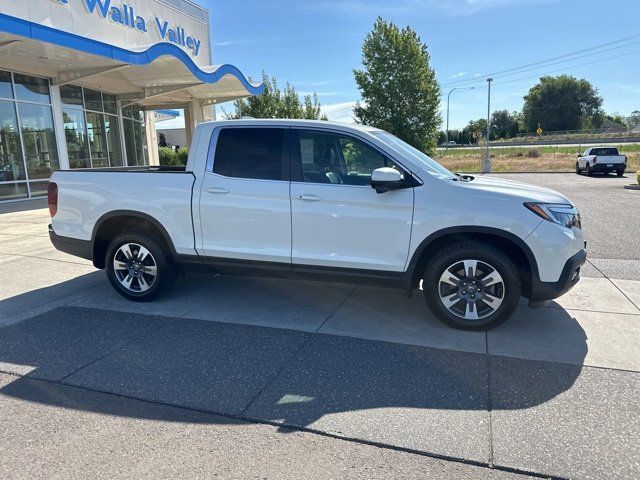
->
[205,118,384,133]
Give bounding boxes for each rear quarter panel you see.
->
[51,171,197,255]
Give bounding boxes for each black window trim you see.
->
[207,125,291,182]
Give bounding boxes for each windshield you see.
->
[372,131,455,180]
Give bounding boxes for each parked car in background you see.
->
[48,120,586,331]
[576,147,627,177]
[441,140,457,148]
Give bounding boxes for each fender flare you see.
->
[92,210,179,262]
[402,226,540,291]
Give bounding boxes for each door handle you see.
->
[297,194,322,202]
[205,187,230,195]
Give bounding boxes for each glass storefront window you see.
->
[86,112,109,168]
[60,85,84,107]
[105,115,123,167]
[0,100,25,182]
[123,117,149,166]
[0,71,13,100]
[28,181,49,197]
[0,182,28,201]
[18,103,59,180]
[84,89,103,112]
[63,85,124,168]
[13,74,51,104]
[63,108,90,169]
[103,93,118,115]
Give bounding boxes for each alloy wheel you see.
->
[438,259,505,321]
[113,243,158,293]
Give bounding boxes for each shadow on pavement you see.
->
[0,273,588,431]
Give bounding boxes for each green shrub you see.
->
[176,147,189,166]
[159,147,178,166]
[527,148,542,158]
[158,147,189,167]
[636,170,640,186]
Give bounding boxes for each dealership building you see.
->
[0,0,263,201]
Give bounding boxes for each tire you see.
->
[575,162,581,175]
[105,232,174,302]
[616,169,625,177]
[422,242,522,331]
[586,164,592,176]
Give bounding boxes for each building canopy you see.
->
[0,10,263,110]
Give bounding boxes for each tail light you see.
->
[593,156,598,164]
[625,156,628,165]
[47,182,58,217]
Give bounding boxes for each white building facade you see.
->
[0,0,262,201]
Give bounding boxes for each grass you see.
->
[434,145,640,173]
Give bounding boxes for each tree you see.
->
[627,110,640,129]
[522,75,604,133]
[458,118,487,145]
[158,132,168,147]
[353,18,441,154]
[490,110,521,140]
[224,72,324,120]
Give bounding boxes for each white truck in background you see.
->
[48,119,587,331]
[576,147,627,177]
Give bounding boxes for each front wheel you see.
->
[576,162,581,175]
[423,242,522,331]
[586,164,592,176]
[105,232,173,302]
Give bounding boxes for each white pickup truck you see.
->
[48,120,586,330]
[576,146,627,176]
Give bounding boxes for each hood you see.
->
[456,176,571,204]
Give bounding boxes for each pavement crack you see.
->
[237,336,312,418]
[485,332,495,469]
[587,259,640,311]
[315,285,358,333]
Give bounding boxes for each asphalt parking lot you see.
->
[0,173,639,479]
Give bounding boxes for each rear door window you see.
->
[213,128,288,181]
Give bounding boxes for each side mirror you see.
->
[577,154,582,158]
[371,167,405,194]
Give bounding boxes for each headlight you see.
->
[524,203,582,230]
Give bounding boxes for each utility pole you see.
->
[446,86,475,149]
[484,78,493,173]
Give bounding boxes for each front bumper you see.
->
[49,224,93,261]
[528,249,587,308]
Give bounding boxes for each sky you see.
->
[159,0,640,130]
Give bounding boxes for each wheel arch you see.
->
[403,226,539,298]
[92,210,177,269]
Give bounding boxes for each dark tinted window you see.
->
[591,148,619,156]
[214,128,287,181]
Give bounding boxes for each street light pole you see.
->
[446,86,475,149]
[446,87,458,149]
[484,77,493,173]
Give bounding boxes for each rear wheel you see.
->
[616,169,625,177]
[105,232,173,302]
[423,242,521,331]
